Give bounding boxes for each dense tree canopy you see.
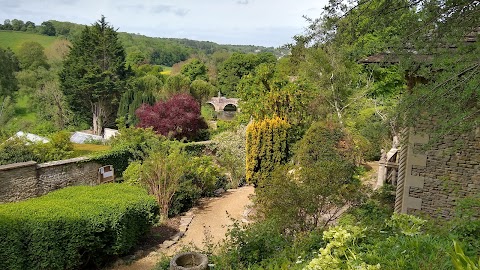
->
[40,21,56,36]
[0,48,19,98]
[217,52,276,97]
[304,0,480,137]
[60,16,129,135]
[17,41,50,70]
[180,59,208,82]
[0,48,19,125]
[162,74,191,99]
[189,79,215,104]
[136,93,207,140]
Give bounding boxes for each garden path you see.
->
[111,185,255,270]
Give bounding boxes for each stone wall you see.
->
[397,127,480,219]
[0,157,102,203]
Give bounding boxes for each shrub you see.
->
[246,117,290,187]
[136,147,190,220]
[211,125,247,188]
[34,130,74,162]
[136,93,208,140]
[183,142,208,156]
[451,240,480,270]
[255,121,364,232]
[92,126,165,176]
[0,131,74,165]
[450,195,480,252]
[214,219,291,267]
[91,146,134,176]
[0,184,158,270]
[168,179,202,216]
[123,160,142,185]
[210,218,325,270]
[0,137,37,165]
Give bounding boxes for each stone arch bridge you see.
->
[206,97,239,112]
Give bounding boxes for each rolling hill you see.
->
[0,30,58,52]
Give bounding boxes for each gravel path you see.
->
[167,185,254,255]
[111,185,255,270]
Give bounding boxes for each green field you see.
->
[0,31,58,52]
[160,65,172,75]
[72,143,111,157]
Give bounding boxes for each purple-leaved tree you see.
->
[136,93,208,140]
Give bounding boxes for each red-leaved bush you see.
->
[136,93,208,140]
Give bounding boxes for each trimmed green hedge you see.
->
[90,146,135,176]
[0,184,159,270]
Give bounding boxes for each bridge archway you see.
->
[204,102,216,111]
[206,97,239,112]
[223,104,237,111]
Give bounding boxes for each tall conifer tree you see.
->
[60,16,128,135]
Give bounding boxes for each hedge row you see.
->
[0,184,159,270]
[90,146,134,176]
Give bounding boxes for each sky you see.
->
[0,0,329,47]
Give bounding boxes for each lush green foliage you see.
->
[450,194,480,252]
[210,125,247,188]
[203,187,479,270]
[181,58,209,81]
[190,79,216,104]
[245,117,290,187]
[135,147,189,219]
[255,121,363,232]
[0,184,158,270]
[195,218,325,270]
[309,0,480,138]
[451,241,480,270]
[60,16,129,135]
[17,41,49,70]
[238,63,316,130]
[0,47,19,125]
[217,52,276,97]
[0,137,37,165]
[122,138,223,218]
[92,126,164,175]
[169,155,222,216]
[0,131,73,165]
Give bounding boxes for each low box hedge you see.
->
[0,183,159,270]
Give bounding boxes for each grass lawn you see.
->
[160,65,172,75]
[72,143,111,156]
[72,143,111,157]
[0,31,57,52]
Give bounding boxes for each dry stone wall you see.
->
[0,157,102,203]
[399,127,480,219]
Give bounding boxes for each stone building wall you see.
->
[0,158,102,203]
[397,127,480,219]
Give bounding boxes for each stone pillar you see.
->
[394,128,428,213]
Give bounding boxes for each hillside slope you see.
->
[0,30,57,52]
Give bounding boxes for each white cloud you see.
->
[236,0,249,5]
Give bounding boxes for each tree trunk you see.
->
[92,100,111,136]
[53,94,65,129]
